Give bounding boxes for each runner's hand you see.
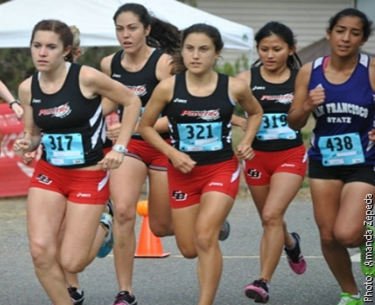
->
[11,103,24,119]
[303,86,325,112]
[98,149,124,170]
[106,123,121,141]
[13,139,31,157]
[23,151,36,165]
[236,144,255,161]
[169,150,197,174]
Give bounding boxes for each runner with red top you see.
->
[139,23,263,305]
[13,19,140,305]
[100,3,180,304]
[236,21,307,303]
[21,26,117,305]
[101,4,231,305]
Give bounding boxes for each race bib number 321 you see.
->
[177,122,223,152]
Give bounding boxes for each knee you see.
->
[261,210,283,228]
[113,202,136,226]
[29,240,56,269]
[149,221,173,238]
[60,256,87,273]
[195,232,216,253]
[318,228,337,248]
[334,228,362,248]
[178,245,198,259]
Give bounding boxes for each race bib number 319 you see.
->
[256,113,297,141]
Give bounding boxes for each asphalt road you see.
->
[0,195,373,305]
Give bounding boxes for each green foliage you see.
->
[76,46,120,70]
[0,48,34,95]
[214,53,249,77]
[214,54,249,116]
[302,177,310,188]
[214,62,235,77]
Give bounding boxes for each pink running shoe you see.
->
[244,279,269,303]
[113,291,137,305]
[284,232,307,274]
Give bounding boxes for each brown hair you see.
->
[30,19,74,62]
[172,23,224,74]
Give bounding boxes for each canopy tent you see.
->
[0,0,253,50]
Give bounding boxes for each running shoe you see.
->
[337,292,363,305]
[96,213,114,258]
[284,232,307,274]
[244,279,269,303]
[219,220,230,241]
[360,225,374,277]
[67,287,84,305]
[113,291,137,305]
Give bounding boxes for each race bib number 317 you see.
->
[42,133,85,166]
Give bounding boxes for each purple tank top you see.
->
[308,54,375,166]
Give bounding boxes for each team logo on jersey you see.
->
[38,103,72,118]
[180,109,220,121]
[37,174,52,185]
[172,190,187,201]
[246,168,261,179]
[127,85,147,97]
[260,93,293,104]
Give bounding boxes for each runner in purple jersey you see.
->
[289,8,375,305]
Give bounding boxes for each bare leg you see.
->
[148,169,173,237]
[195,192,234,305]
[173,192,234,305]
[110,157,147,294]
[249,173,303,282]
[62,220,107,288]
[27,188,71,305]
[310,179,367,295]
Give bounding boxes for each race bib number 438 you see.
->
[318,132,364,166]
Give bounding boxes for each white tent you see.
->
[0,0,253,51]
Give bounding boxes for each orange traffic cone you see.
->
[134,200,170,258]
